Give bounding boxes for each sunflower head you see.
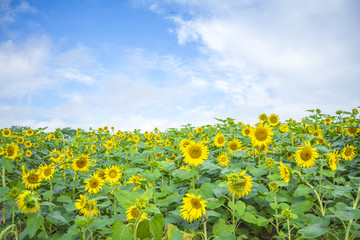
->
[268,114,279,126]
[214,133,226,147]
[217,152,230,167]
[228,139,241,154]
[341,145,356,161]
[17,190,40,214]
[126,205,147,221]
[84,174,105,194]
[278,162,291,183]
[180,193,207,222]
[227,171,253,197]
[5,143,20,160]
[295,141,319,168]
[72,154,92,172]
[250,124,273,148]
[22,169,42,189]
[183,141,209,167]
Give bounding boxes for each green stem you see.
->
[41,222,48,239]
[345,186,360,240]
[287,219,291,240]
[2,166,5,187]
[274,193,279,234]
[232,194,236,239]
[203,217,208,240]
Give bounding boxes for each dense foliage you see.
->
[0,108,360,240]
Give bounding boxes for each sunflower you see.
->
[25,150,32,157]
[126,205,148,221]
[180,193,207,222]
[217,152,230,167]
[227,171,253,197]
[17,137,25,144]
[265,158,275,168]
[0,147,4,155]
[214,133,226,147]
[2,128,11,137]
[105,165,122,183]
[346,126,359,137]
[24,140,32,148]
[341,145,356,161]
[242,125,252,137]
[249,124,273,147]
[295,141,319,168]
[258,113,267,122]
[278,162,291,183]
[179,138,193,152]
[279,124,290,133]
[82,199,99,218]
[353,108,359,115]
[75,194,88,211]
[72,154,92,172]
[268,114,279,126]
[17,190,40,214]
[84,174,105,194]
[104,139,114,150]
[22,169,42,189]
[183,141,209,167]
[25,128,34,136]
[327,151,339,171]
[38,164,55,180]
[228,139,241,154]
[5,143,20,160]
[178,165,191,172]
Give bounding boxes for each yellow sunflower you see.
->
[38,164,55,181]
[25,150,32,157]
[82,199,99,218]
[17,190,40,214]
[183,141,209,167]
[25,128,34,136]
[2,128,11,137]
[217,152,230,167]
[214,133,226,147]
[180,193,207,222]
[249,124,273,147]
[75,194,88,211]
[105,165,122,183]
[279,124,290,133]
[227,171,253,197]
[179,138,194,152]
[22,169,42,189]
[126,205,148,221]
[341,145,356,161]
[241,125,252,137]
[295,141,319,168]
[327,150,340,171]
[72,154,92,172]
[268,114,279,126]
[104,139,115,150]
[24,140,32,148]
[228,139,241,154]
[278,162,291,183]
[5,143,20,160]
[84,174,105,194]
[0,147,4,155]
[258,113,267,122]
[346,126,359,137]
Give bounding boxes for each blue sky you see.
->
[1,0,360,131]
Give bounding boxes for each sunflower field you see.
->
[1,108,360,240]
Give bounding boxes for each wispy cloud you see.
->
[0,0,35,25]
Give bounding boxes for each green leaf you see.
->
[172,169,196,181]
[89,217,116,230]
[229,200,246,216]
[114,189,141,208]
[0,187,9,198]
[137,219,151,239]
[298,223,328,239]
[150,213,164,240]
[246,166,267,178]
[241,212,257,224]
[290,200,313,216]
[57,195,72,203]
[293,184,313,197]
[200,182,215,199]
[157,192,181,207]
[22,215,44,238]
[42,190,54,200]
[47,211,70,225]
[169,229,184,240]
[213,231,235,240]
[213,218,235,236]
[112,221,134,240]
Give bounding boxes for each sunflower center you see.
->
[344,148,353,156]
[348,128,357,134]
[76,157,87,168]
[28,174,39,183]
[230,143,238,150]
[255,129,267,141]
[220,157,227,162]
[217,137,225,144]
[189,146,202,159]
[131,208,140,218]
[44,168,52,176]
[109,170,117,178]
[300,148,312,161]
[244,129,250,135]
[90,179,99,188]
[191,198,201,209]
[7,147,15,156]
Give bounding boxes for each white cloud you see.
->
[0,0,35,25]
